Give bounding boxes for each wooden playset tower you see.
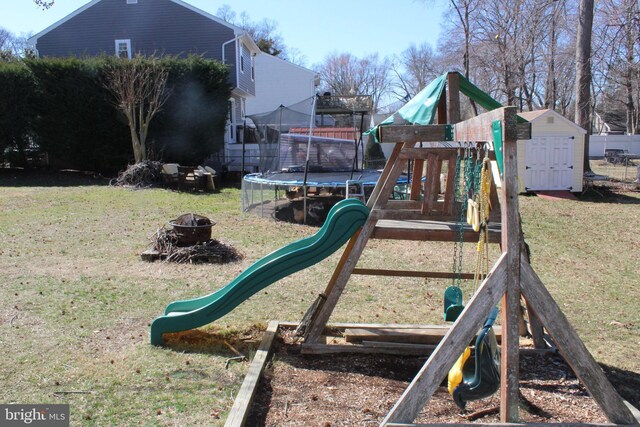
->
[298,72,637,425]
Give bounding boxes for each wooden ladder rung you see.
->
[352,268,475,280]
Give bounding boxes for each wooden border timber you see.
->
[224,320,279,427]
[386,424,632,427]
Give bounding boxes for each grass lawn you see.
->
[0,169,638,425]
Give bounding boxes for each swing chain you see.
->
[451,148,464,288]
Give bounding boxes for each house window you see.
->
[127,0,138,4]
[240,44,246,73]
[115,39,131,59]
[251,54,255,81]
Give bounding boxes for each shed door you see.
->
[525,137,574,191]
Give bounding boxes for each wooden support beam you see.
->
[367,143,403,210]
[423,153,441,215]
[352,268,475,280]
[454,108,532,142]
[382,254,508,424]
[305,144,412,343]
[372,208,456,222]
[378,125,451,144]
[520,258,638,425]
[371,220,501,243]
[224,320,279,427]
[436,85,447,125]
[447,72,461,124]
[443,153,457,216]
[399,147,458,160]
[301,342,435,356]
[499,106,521,422]
[386,423,626,427]
[410,159,424,201]
[344,326,503,345]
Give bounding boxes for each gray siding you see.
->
[36,0,239,86]
[237,41,255,95]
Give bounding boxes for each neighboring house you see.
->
[229,53,320,172]
[27,0,261,154]
[593,111,627,135]
[517,109,586,193]
[245,54,320,116]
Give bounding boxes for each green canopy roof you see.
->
[367,71,519,142]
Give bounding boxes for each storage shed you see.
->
[517,109,586,192]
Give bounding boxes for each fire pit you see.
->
[168,213,216,246]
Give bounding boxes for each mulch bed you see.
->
[247,333,627,426]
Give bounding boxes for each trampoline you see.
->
[242,170,409,225]
[242,94,396,225]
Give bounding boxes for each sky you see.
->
[0,0,445,67]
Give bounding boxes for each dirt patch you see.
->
[248,337,622,425]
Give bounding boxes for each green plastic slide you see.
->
[150,198,369,346]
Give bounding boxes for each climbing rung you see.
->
[352,268,475,280]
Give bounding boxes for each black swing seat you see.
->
[452,307,501,410]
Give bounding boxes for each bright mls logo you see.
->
[1,405,69,426]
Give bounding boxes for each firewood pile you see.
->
[150,226,243,264]
[111,160,163,188]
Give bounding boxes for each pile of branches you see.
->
[152,227,244,264]
[111,160,163,188]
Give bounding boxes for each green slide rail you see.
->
[150,198,369,346]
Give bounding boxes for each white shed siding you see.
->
[245,54,319,116]
[517,110,586,192]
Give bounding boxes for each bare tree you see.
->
[393,43,440,100]
[316,52,393,112]
[216,5,286,57]
[33,0,54,9]
[104,56,170,163]
[592,0,639,134]
[574,0,595,172]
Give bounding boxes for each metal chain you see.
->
[451,147,463,288]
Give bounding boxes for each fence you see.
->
[589,135,640,157]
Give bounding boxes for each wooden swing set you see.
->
[225,72,638,426]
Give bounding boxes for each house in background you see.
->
[593,111,628,135]
[229,54,320,172]
[27,0,261,157]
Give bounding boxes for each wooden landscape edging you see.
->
[224,320,279,427]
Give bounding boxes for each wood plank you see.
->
[436,85,447,124]
[399,147,458,160]
[410,159,424,201]
[367,142,403,210]
[372,220,501,243]
[279,321,453,331]
[301,342,435,356]
[423,153,442,214]
[520,258,637,425]
[499,106,521,422]
[224,320,279,427]
[140,249,161,262]
[352,268,476,280]
[447,72,461,124]
[454,108,510,142]
[378,125,451,144]
[382,254,508,424]
[443,153,458,216]
[372,208,456,222]
[386,200,424,210]
[386,423,620,427]
[345,326,503,345]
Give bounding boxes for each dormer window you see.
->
[115,39,131,59]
